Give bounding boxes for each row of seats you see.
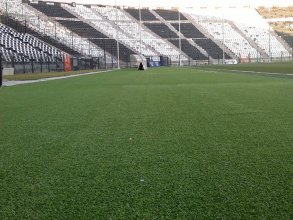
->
[169,39,207,60]
[1,45,23,62]
[1,0,108,59]
[56,19,135,62]
[194,39,231,59]
[0,23,63,62]
[92,6,182,58]
[124,9,158,21]
[198,20,259,58]
[29,2,76,18]
[154,9,188,21]
[236,23,290,57]
[170,23,231,59]
[144,23,207,60]
[171,23,205,38]
[63,4,156,56]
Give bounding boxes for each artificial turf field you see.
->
[0,65,292,219]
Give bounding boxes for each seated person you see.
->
[138,62,144,70]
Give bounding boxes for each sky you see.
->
[48,0,293,8]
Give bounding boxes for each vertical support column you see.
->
[221,14,225,64]
[139,0,142,55]
[178,10,182,66]
[115,0,120,69]
[0,53,3,87]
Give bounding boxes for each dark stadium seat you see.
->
[171,23,205,39]
[0,22,63,62]
[194,39,231,59]
[29,2,77,18]
[144,23,207,60]
[0,15,81,57]
[124,9,158,21]
[169,39,208,60]
[57,20,136,62]
[144,23,178,39]
[170,22,231,59]
[154,9,188,21]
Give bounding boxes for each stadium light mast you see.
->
[179,10,182,66]
[115,0,120,69]
[139,0,142,55]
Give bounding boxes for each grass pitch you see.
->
[0,66,292,219]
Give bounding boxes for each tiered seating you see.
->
[144,23,178,39]
[89,6,188,60]
[194,39,231,59]
[63,4,156,56]
[171,23,205,38]
[154,9,187,21]
[93,5,130,21]
[0,15,80,57]
[145,23,207,60]
[236,24,290,57]
[0,0,106,58]
[0,23,63,62]
[124,8,158,21]
[57,20,135,62]
[0,45,23,62]
[29,2,76,18]
[169,39,207,60]
[198,19,258,58]
[171,23,231,59]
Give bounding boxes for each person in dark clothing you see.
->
[138,62,144,70]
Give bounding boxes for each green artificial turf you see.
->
[0,67,292,219]
[4,69,101,81]
[199,61,293,74]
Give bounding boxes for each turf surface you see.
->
[4,69,101,81]
[199,61,293,74]
[0,67,292,219]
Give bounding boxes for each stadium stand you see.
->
[194,38,231,59]
[144,23,207,60]
[0,23,62,62]
[236,23,290,57]
[195,18,259,58]
[0,15,79,57]
[62,4,157,57]
[29,1,77,18]
[57,19,135,62]
[0,0,108,59]
[171,23,205,39]
[171,22,231,59]
[92,6,182,59]
[124,8,158,21]
[0,0,292,70]
[168,39,207,60]
[154,9,188,21]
